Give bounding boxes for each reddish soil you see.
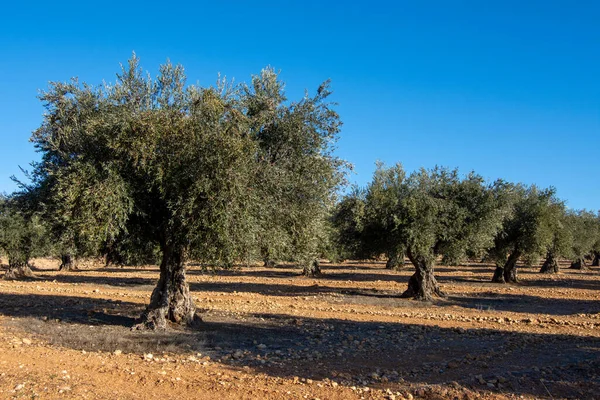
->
[0,258,598,399]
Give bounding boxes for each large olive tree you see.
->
[361,164,508,300]
[29,55,344,329]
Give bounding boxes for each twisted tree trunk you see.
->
[134,245,200,330]
[540,251,559,274]
[569,258,589,270]
[591,252,599,267]
[260,246,275,267]
[302,259,321,277]
[3,257,35,280]
[401,249,444,301]
[492,250,520,283]
[59,254,77,271]
[385,249,405,270]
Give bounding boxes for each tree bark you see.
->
[569,258,589,270]
[134,246,200,330]
[59,254,77,271]
[385,250,405,270]
[302,259,321,277]
[400,249,444,301]
[3,257,36,280]
[591,252,599,267]
[492,250,520,283]
[260,246,275,267]
[540,251,559,274]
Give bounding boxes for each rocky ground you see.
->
[0,258,598,399]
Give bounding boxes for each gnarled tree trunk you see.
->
[401,249,444,301]
[492,250,520,283]
[591,252,599,267]
[260,246,275,268]
[3,257,36,280]
[569,258,589,270]
[540,251,559,274]
[59,254,77,271]
[385,249,405,270]
[134,246,200,330]
[302,259,321,277]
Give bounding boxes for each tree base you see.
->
[3,264,36,280]
[59,255,78,272]
[302,259,321,277]
[400,272,445,301]
[569,259,589,270]
[540,257,559,274]
[134,250,201,331]
[491,267,506,283]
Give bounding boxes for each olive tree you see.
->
[565,210,598,270]
[330,187,368,261]
[488,185,560,283]
[592,213,600,266]
[29,55,345,329]
[362,163,508,300]
[0,194,48,279]
[539,201,571,274]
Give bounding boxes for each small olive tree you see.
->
[362,163,508,300]
[488,185,560,283]
[330,187,368,261]
[592,213,600,266]
[539,201,572,274]
[565,210,598,270]
[0,194,48,279]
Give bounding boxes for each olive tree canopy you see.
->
[361,163,509,300]
[488,185,562,282]
[29,55,345,329]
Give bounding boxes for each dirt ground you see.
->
[0,258,598,400]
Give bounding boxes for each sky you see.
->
[0,1,598,210]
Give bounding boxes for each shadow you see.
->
[189,280,348,297]
[0,292,139,327]
[34,273,156,288]
[1,291,598,399]
[450,292,599,316]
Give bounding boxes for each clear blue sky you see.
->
[1,1,598,210]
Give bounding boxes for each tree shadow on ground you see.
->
[1,291,598,399]
[189,280,352,297]
[0,292,139,327]
[32,273,156,288]
[449,292,599,316]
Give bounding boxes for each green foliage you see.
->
[330,187,367,260]
[361,163,509,267]
[488,185,563,267]
[565,209,598,262]
[29,55,345,268]
[0,194,49,266]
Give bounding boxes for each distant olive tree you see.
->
[0,193,48,279]
[361,163,508,300]
[330,187,368,261]
[488,185,561,283]
[28,55,345,329]
[539,201,571,274]
[592,213,600,266]
[565,210,598,270]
